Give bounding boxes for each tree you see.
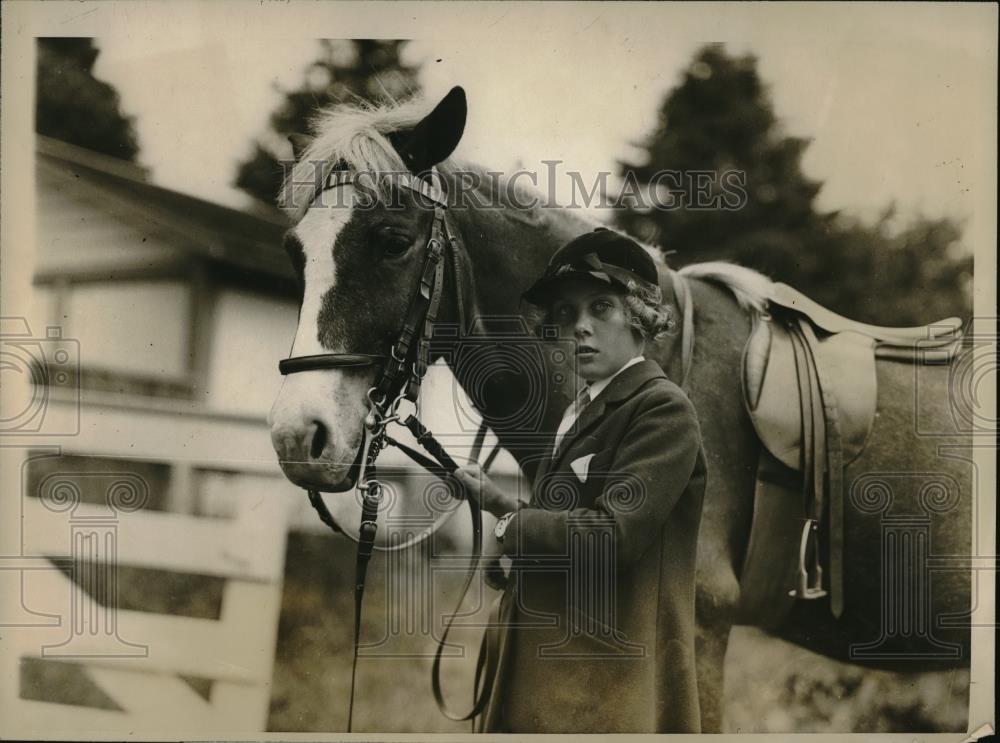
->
[36,38,140,161]
[615,43,972,325]
[234,40,420,205]
[809,210,972,326]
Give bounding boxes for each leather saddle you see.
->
[736,281,964,624]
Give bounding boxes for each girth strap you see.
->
[669,270,695,389]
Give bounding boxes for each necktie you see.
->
[552,385,591,457]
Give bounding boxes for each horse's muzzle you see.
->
[270,415,364,493]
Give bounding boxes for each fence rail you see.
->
[1,463,288,736]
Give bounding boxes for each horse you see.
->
[267,87,972,732]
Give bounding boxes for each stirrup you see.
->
[789,519,828,600]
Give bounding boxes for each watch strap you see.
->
[494,511,516,541]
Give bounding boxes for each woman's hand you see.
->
[452,463,522,518]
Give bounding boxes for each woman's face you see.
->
[549,278,645,383]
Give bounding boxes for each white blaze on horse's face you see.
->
[290,200,346,357]
[268,187,370,491]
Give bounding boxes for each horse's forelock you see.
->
[281,96,434,222]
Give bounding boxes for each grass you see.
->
[267,531,970,733]
[27,530,967,732]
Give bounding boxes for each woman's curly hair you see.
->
[621,278,675,341]
[527,278,676,342]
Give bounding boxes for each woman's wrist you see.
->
[490,497,525,519]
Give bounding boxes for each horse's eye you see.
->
[375,228,412,259]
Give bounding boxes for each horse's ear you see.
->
[389,86,467,173]
[288,133,313,161]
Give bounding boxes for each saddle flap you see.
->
[742,320,877,471]
[815,330,878,464]
[743,320,803,470]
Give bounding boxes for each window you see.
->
[204,288,297,415]
[37,280,195,399]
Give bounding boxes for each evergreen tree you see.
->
[615,43,972,325]
[235,40,420,205]
[36,38,140,161]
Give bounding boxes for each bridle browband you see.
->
[277,166,499,732]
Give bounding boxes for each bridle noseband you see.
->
[277,166,498,731]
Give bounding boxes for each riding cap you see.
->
[521,228,660,306]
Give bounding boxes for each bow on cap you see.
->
[552,251,612,282]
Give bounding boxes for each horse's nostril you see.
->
[310,420,328,460]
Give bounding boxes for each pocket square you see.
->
[570,454,595,482]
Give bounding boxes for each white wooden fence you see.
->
[0,396,291,737]
[2,494,288,736]
[0,370,514,737]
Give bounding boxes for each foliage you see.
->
[615,44,972,326]
[35,38,140,161]
[235,40,420,205]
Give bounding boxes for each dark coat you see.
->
[479,359,707,733]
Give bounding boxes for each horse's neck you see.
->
[443,195,595,475]
[442,193,718,477]
[447,188,595,323]
[441,180,751,477]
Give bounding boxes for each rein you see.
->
[278,167,498,732]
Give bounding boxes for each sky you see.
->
[86,2,995,255]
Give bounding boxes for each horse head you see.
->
[268,87,469,493]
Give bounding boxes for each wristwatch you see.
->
[494,511,517,542]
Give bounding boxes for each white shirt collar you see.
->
[585,355,645,401]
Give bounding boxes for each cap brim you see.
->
[521,269,618,306]
[520,263,660,306]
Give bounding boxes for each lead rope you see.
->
[398,414,502,733]
[312,408,494,732]
[335,408,387,733]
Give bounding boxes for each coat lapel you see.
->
[538,360,668,479]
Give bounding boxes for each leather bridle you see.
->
[277,166,499,732]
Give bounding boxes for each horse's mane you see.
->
[281,93,605,242]
[281,94,565,229]
[282,93,772,317]
[678,261,773,313]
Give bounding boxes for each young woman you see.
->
[454,228,708,733]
